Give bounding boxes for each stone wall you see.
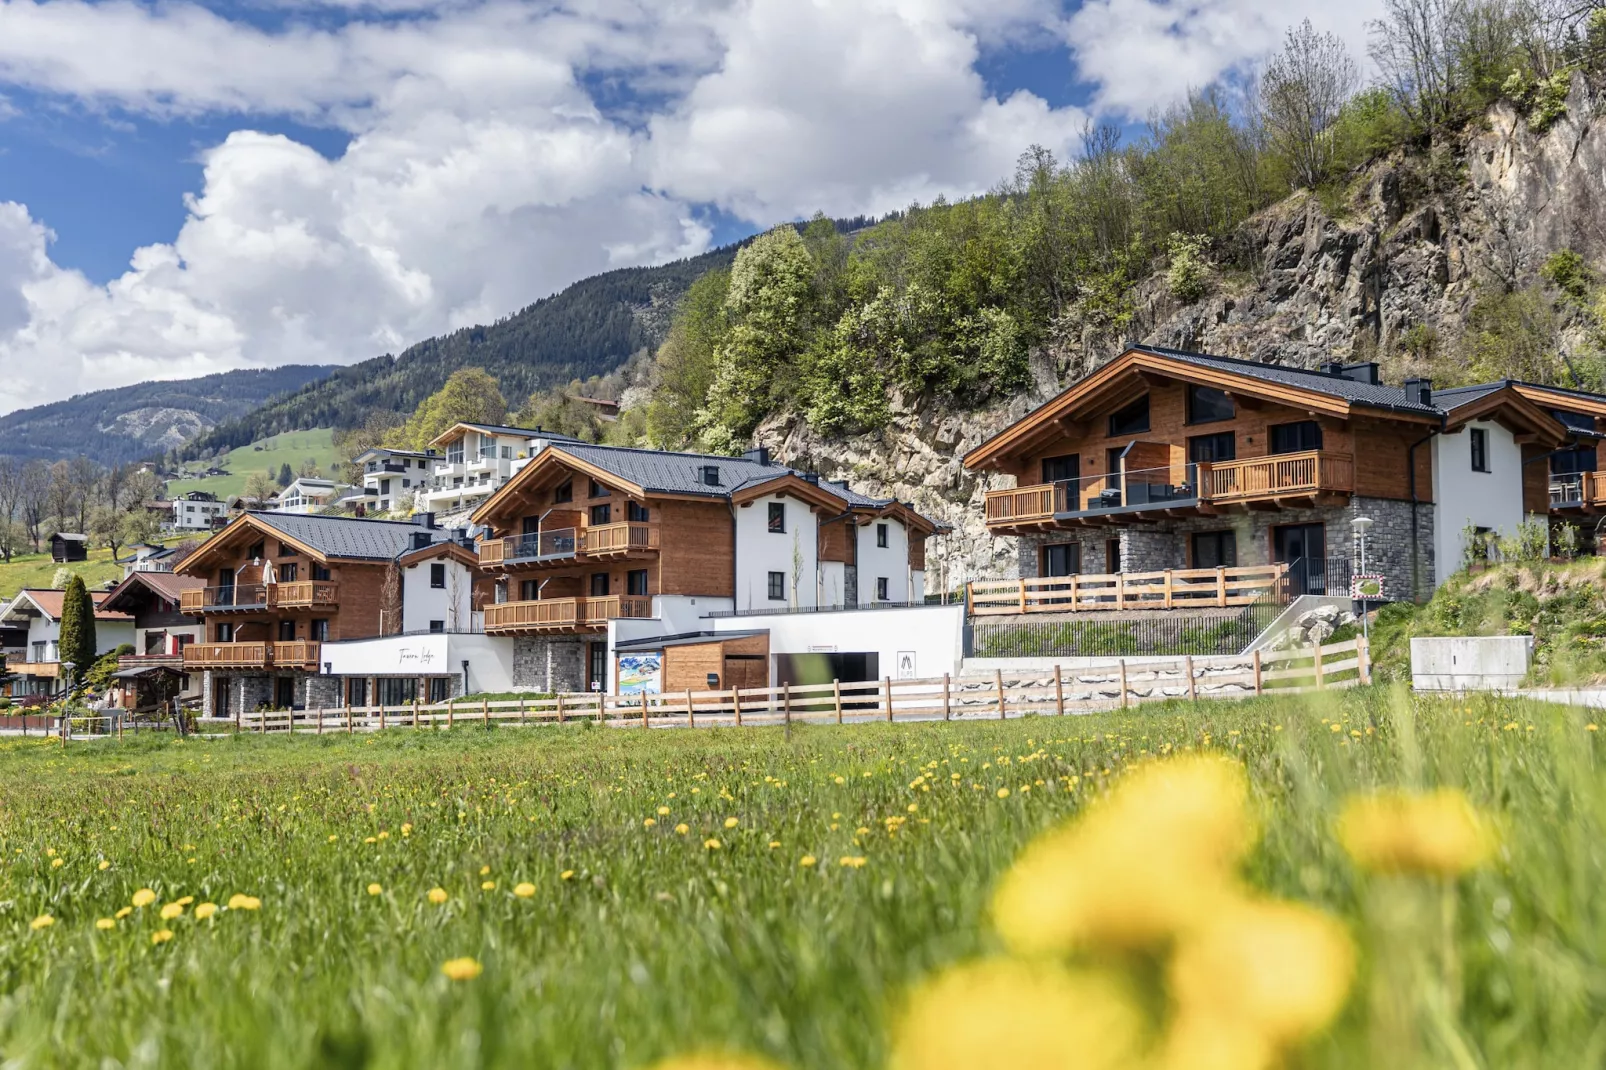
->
[304,675,342,710]
[512,636,586,692]
[199,672,272,718]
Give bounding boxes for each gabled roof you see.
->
[3,589,131,623]
[1135,346,1442,416]
[53,532,88,542]
[396,539,480,569]
[101,570,205,613]
[1435,383,1570,440]
[427,422,583,448]
[353,446,437,461]
[179,511,454,571]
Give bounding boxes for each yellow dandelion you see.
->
[704,838,722,850]
[1153,1014,1275,1070]
[176,896,194,906]
[723,817,739,829]
[479,865,490,876]
[328,834,338,843]
[889,958,1142,1070]
[194,903,218,920]
[561,870,575,881]
[644,1054,786,1070]
[839,856,867,868]
[657,805,671,816]
[50,857,63,869]
[151,929,174,945]
[227,894,262,911]
[440,956,483,981]
[768,840,781,849]
[160,902,184,920]
[644,817,657,828]
[114,907,132,919]
[800,855,818,867]
[996,788,1010,799]
[1336,789,1497,876]
[29,914,54,930]
[131,888,157,908]
[481,881,496,891]
[427,887,449,904]
[97,860,110,871]
[514,882,536,898]
[367,883,383,896]
[95,917,116,930]
[674,824,690,836]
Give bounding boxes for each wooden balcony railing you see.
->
[269,582,339,609]
[982,450,1354,527]
[479,524,658,567]
[271,641,323,669]
[484,596,654,633]
[969,564,1289,615]
[182,641,322,670]
[180,584,337,612]
[582,523,659,555]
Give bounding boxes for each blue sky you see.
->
[0,0,1377,413]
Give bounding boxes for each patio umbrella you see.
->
[261,559,277,586]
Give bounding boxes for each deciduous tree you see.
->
[1261,20,1359,188]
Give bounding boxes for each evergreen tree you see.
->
[58,574,96,691]
[277,463,293,487]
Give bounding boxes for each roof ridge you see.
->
[558,441,780,466]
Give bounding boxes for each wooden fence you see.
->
[201,637,1368,735]
[968,563,1289,615]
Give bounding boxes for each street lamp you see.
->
[1351,516,1373,645]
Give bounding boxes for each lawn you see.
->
[165,428,341,499]
[0,689,1600,1068]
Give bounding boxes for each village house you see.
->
[964,345,1580,602]
[420,423,580,516]
[275,477,352,515]
[166,491,227,531]
[353,446,438,514]
[99,571,206,709]
[0,589,135,698]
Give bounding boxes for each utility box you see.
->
[1410,636,1533,692]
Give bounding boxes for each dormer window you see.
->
[701,465,721,486]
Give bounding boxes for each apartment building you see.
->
[177,512,474,717]
[276,477,352,515]
[965,345,1582,601]
[421,423,580,515]
[167,491,227,531]
[0,589,136,697]
[99,571,206,708]
[352,447,437,514]
[469,442,939,692]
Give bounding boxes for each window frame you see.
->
[1268,420,1323,455]
[1470,427,1491,473]
[1185,384,1236,425]
[553,480,574,504]
[1107,395,1151,437]
[429,562,446,589]
[767,571,786,601]
[876,523,889,548]
[1190,530,1238,569]
[767,501,786,533]
[1186,431,1236,464]
[875,577,890,601]
[626,569,649,597]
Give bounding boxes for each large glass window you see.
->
[1187,431,1236,463]
[1269,421,1323,454]
[628,501,650,523]
[446,440,465,465]
[1043,543,1080,577]
[1186,384,1236,424]
[377,678,417,706]
[1041,454,1080,483]
[589,503,612,526]
[590,573,610,597]
[1192,531,1238,568]
[1107,396,1150,437]
[627,569,649,596]
[1551,446,1597,475]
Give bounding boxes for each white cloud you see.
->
[0,0,1351,416]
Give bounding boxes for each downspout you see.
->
[1407,425,1442,602]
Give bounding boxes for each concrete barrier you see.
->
[1410,636,1533,692]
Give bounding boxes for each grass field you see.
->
[165,428,340,499]
[0,689,1600,1068]
[0,534,204,600]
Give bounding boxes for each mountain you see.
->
[0,365,337,467]
[181,245,745,457]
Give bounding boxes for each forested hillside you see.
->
[0,365,335,467]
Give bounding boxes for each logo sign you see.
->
[1351,574,1385,600]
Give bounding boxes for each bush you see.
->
[1497,515,1552,564]
[1541,249,1593,302]
[1166,233,1212,303]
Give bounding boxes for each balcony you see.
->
[182,641,322,671]
[180,583,339,614]
[983,450,1354,531]
[479,523,659,568]
[483,596,653,634]
[1550,472,1606,511]
[11,660,60,679]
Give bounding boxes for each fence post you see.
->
[1118,659,1129,709]
[413,698,419,729]
[685,688,695,728]
[1252,649,1264,695]
[1163,569,1174,610]
[641,691,649,729]
[1185,655,1197,702]
[234,704,241,733]
[994,668,1006,720]
[317,706,324,734]
[519,695,526,724]
[1069,573,1080,611]
[1018,579,1027,613]
[378,704,385,731]
[783,684,792,731]
[1313,641,1325,690]
[1216,567,1227,606]
[884,676,893,723]
[482,697,490,729]
[1053,664,1065,716]
[732,687,743,727]
[833,678,842,724]
[556,692,565,724]
[346,704,353,734]
[1358,634,1372,685]
[447,699,455,729]
[117,714,124,741]
[1116,572,1126,610]
[943,672,951,721]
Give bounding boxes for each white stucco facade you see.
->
[710,603,965,682]
[733,494,818,612]
[856,518,913,603]
[401,555,477,634]
[320,633,515,695]
[1431,419,1527,585]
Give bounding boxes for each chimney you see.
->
[1321,361,1346,376]
[741,446,771,466]
[802,472,820,485]
[1339,362,1381,385]
[414,511,436,529]
[411,531,432,550]
[1402,377,1433,405]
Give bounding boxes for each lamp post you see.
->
[1351,516,1373,645]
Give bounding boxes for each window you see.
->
[554,480,573,503]
[1107,395,1150,437]
[378,678,416,706]
[247,540,265,560]
[876,523,889,547]
[215,623,234,643]
[1269,420,1323,454]
[767,571,786,600]
[310,619,329,641]
[768,502,786,533]
[1041,454,1079,483]
[1551,446,1597,475]
[1043,543,1080,577]
[1187,431,1236,463]
[430,563,446,588]
[30,641,44,663]
[1191,531,1238,568]
[876,577,890,601]
[1105,538,1121,573]
[279,562,298,582]
[519,579,539,601]
[275,678,296,709]
[428,677,450,703]
[446,441,465,465]
[1186,384,1236,424]
[278,620,297,641]
[501,446,513,460]
[311,563,330,581]
[590,573,610,597]
[627,569,649,596]
[346,678,367,707]
[380,479,391,495]
[429,620,445,634]
[1470,427,1490,473]
[590,503,612,526]
[628,501,650,523]
[588,479,611,498]
[701,465,722,486]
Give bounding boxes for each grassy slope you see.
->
[0,534,212,600]
[165,428,340,499]
[0,690,1599,1068]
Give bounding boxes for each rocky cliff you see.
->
[749,79,1606,592]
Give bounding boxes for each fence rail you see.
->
[198,637,1368,736]
[969,564,1288,615]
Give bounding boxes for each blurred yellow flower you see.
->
[995,787,1010,799]
[991,754,1253,953]
[441,957,483,981]
[195,903,218,920]
[724,817,739,829]
[131,888,157,908]
[29,914,53,930]
[151,929,174,945]
[367,883,383,896]
[1153,1014,1275,1070]
[50,858,63,868]
[839,856,867,868]
[514,882,536,898]
[1169,898,1355,1047]
[176,896,194,906]
[97,860,110,871]
[228,894,262,911]
[800,855,817,867]
[427,887,449,904]
[704,838,722,850]
[95,917,116,930]
[561,870,575,880]
[644,817,657,828]
[889,958,1142,1070]
[675,824,690,836]
[645,1054,786,1070]
[114,907,132,919]
[481,881,496,891]
[768,840,781,849]
[160,903,184,920]
[1337,789,1497,876]
[657,805,671,815]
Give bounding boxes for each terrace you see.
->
[182,641,322,671]
[479,522,660,568]
[1549,472,1606,512]
[984,450,1355,531]
[482,596,653,634]
[180,582,340,614]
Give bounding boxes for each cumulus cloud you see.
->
[0,0,1378,415]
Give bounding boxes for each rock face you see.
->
[748,83,1606,592]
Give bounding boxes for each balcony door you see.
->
[1041,455,1079,511]
[1272,523,1327,595]
[217,567,235,607]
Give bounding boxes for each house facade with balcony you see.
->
[421,423,580,516]
[99,570,206,708]
[469,442,940,692]
[353,446,437,515]
[0,589,136,698]
[176,511,469,717]
[965,346,1574,602]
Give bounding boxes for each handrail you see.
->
[968,563,1289,615]
[1202,450,1352,502]
[484,595,655,632]
[581,523,659,554]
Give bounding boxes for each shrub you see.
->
[1497,515,1551,563]
[1166,233,1212,303]
[1541,249,1593,302]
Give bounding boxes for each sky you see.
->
[0,0,1385,416]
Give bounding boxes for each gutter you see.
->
[1407,424,1442,601]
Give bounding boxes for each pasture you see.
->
[0,689,1600,1069]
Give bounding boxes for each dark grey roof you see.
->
[1133,345,1443,416]
[1431,382,1508,409]
[457,423,583,441]
[247,512,448,560]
